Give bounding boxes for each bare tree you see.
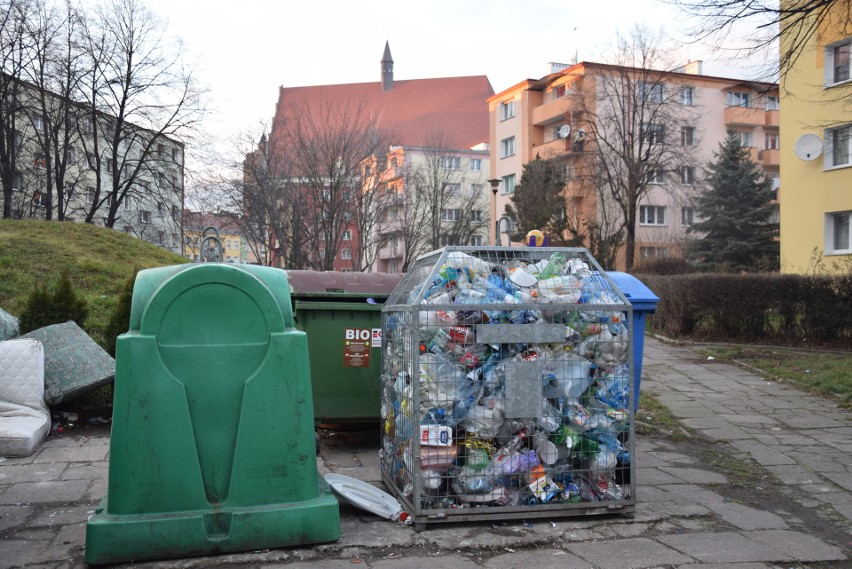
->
[672,0,852,78]
[0,0,36,219]
[352,152,397,271]
[275,99,388,270]
[76,0,202,228]
[570,27,697,270]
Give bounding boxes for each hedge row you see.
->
[635,273,852,349]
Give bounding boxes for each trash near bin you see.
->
[287,270,403,425]
[380,247,636,529]
[606,272,659,412]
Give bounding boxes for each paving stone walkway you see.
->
[0,337,848,568]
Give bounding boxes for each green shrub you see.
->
[103,270,137,357]
[18,272,88,334]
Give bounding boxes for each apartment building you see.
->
[371,145,491,273]
[183,211,263,264]
[489,61,779,270]
[779,1,852,273]
[2,75,184,254]
[262,43,493,272]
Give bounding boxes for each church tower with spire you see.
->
[381,41,393,92]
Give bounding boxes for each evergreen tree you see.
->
[687,130,779,271]
[505,155,580,246]
[103,270,137,357]
[18,285,54,335]
[18,272,88,334]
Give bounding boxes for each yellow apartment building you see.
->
[780,2,852,273]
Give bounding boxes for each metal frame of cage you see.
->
[380,247,636,530]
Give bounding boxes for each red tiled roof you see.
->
[272,75,493,150]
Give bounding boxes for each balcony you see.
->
[744,146,759,162]
[534,138,571,158]
[532,97,571,126]
[378,247,401,260]
[760,148,780,167]
[765,109,779,128]
[724,105,764,127]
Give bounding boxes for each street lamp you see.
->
[488,178,500,245]
[495,215,513,246]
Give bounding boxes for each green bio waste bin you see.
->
[287,270,403,425]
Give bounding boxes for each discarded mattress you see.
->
[0,339,50,457]
[0,307,18,341]
[21,321,115,405]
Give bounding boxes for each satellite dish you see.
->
[558,124,571,139]
[794,133,823,161]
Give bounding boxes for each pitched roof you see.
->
[272,75,494,150]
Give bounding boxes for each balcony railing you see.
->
[765,109,779,128]
[724,105,764,126]
[759,148,780,167]
[531,97,572,126]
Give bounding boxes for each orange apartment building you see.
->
[489,61,779,270]
[264,43,493,271]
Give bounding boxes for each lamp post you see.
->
[488,178,500,245]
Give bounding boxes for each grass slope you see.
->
[0,219,187,347]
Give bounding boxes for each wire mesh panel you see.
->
[381,247,635,529]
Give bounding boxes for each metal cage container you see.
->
[380,247,636,530]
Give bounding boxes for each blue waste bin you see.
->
[607,272,660,412]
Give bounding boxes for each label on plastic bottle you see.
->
[419,424,453,446]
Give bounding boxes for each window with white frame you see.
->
[726,91,751,107]
[64,182,73,198]
[641,123,665,144]
[827,124,851,168]
[680,166,695,185]
[640,205,667,225]
[443,182,461,195]
[553,84,569,99]
[440,235,463,246]
[391,260,399,273]
[827,211,851,253]
[765,132,780,150]
[139,210,150,223]
[441,208,461,222]
[342,229,352,241]
[391,236,399,253]
[502,173,515,194]
[640,81,663,103]
[680,86,694,105]
[470,235,485,246]
[640,246,668,259]
[441,156,461,170]
[825,40,851,85]
[32,191,48,207]
[765,95,780,110]
[470,158,482,171]
[736,130,753,147]
[12,171,22,191]
[31,114,44,131]
[470,210,483,222]
[124,195,131,210]
[681,126,696,147]
[644,168,665,185]
[500,100,515,120]
[85,187,95,203]
[341,248,352,260]
[682,206,695,227]
[500,136,515,158]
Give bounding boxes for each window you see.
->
[644,168,665,185]
[765,132,780,150]
[641,123,665,144]
[443,182,461,195]
[500,136,515,158]
[726,91,750,107]
[391,236,399,253]
[500,100,515,120]
[640,205,667,225]
[31,114,44,131]
[553,84,569,99]
[157,231,165,245]
[342,229,352,241]
[441,208,461,222]
[470,235,484,246]
[87,153,97,169]
[640,247,668,259]
[680,166,695,185]
[64,182,73,199]
[682,206,695,227]
[124,195,131,210]
[680,86,694,105]
[341,248,352,260]
[639,82,663,103]
[765,95,780,110]
[172,147,181,162]
[736,130,753,147]
[826,40,851,85]
[158,143,166,157]
[32,191,48,207]
[827,125,852,167]
[65,147,76,163]
[561,164,571,182]
[86,187,95,203]
[471,183,484,193]
[33,152,46,169]
[139,210,151,223]
[440,235,463,246]
[681,126,696,147]
[501,173,515,194]
[172,233,180,247]
[391,261,399,273]
[470,158,482,171]
[828,211,851,253]
[470,210,483,222]
[12,172,22,191]
[441,156,461,170]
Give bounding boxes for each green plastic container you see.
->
[287,270,403,425]
[85,264,339,565]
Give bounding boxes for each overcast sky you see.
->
[143,0,771,159]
